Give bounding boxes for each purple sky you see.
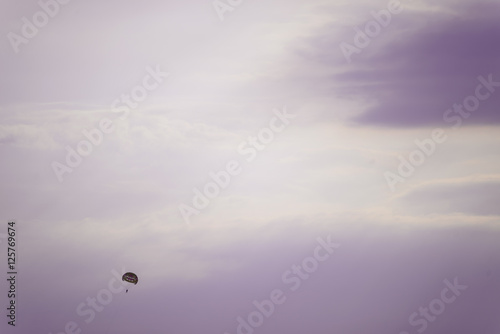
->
[1,0,500,333]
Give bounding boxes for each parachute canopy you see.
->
[122,272,138,285]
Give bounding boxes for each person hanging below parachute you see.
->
[122,272,138,293]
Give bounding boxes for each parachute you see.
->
[122,272,138,292]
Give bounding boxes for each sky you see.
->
[0,0,500,333]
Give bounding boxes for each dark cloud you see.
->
[346,1,500,127]
[297,1,500,127]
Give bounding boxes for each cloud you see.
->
[396,176,500,216]
[1,1,499,333]
[7,217,500,334]
[346,1,500,127]
[294,0,500,127]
